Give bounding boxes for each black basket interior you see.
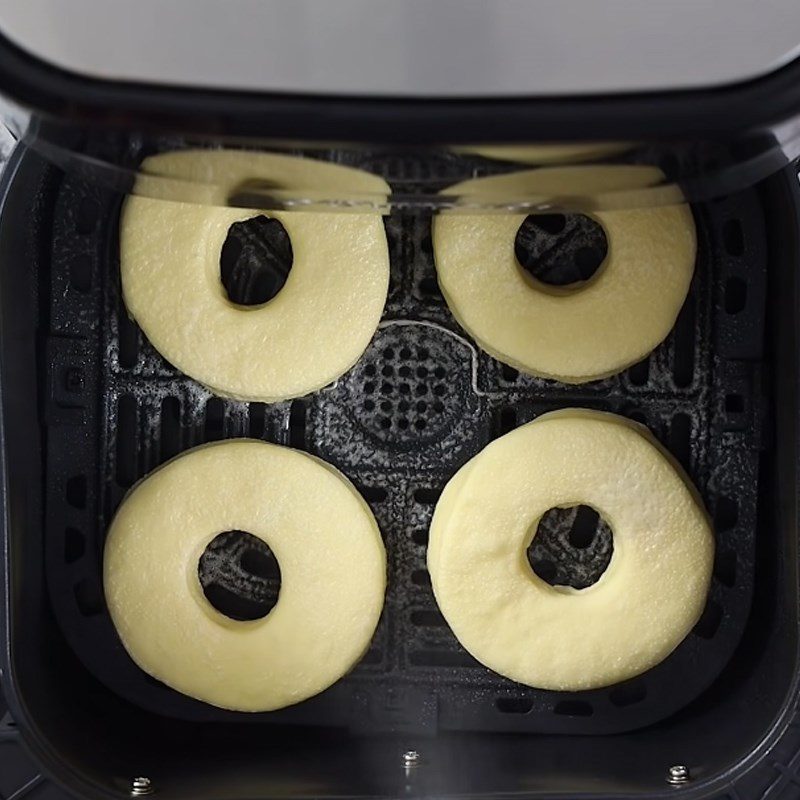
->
[39,136,768,736]
[2,127,800,800]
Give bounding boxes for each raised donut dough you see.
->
[453,142,629,165]
[428,409,713,691]
[433,166,696,383]
[121,150,390,401]
[104,440,386,712]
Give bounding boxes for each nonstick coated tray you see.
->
[42,138,767,734]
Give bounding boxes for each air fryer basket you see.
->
[44,135,765,736]
[0,135,798,800]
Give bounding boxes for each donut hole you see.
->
[198,530,281,621]
[514,214,608,291]
[220,215,293,306]
[527,504,614,590]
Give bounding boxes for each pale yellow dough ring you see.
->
[453,142,629,165]
[433,166,696,383]
[104,439,386,712]
[428,410,713,691]
[121,150,390,401]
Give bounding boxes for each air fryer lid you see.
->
[2,2,800,210]
[4,0,800,100]
[3,1,800,131]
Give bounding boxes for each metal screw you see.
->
[403,750,421,769]
[667,765,690,786]
[131,777,154,796]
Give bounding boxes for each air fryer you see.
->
[0,3,800,799]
